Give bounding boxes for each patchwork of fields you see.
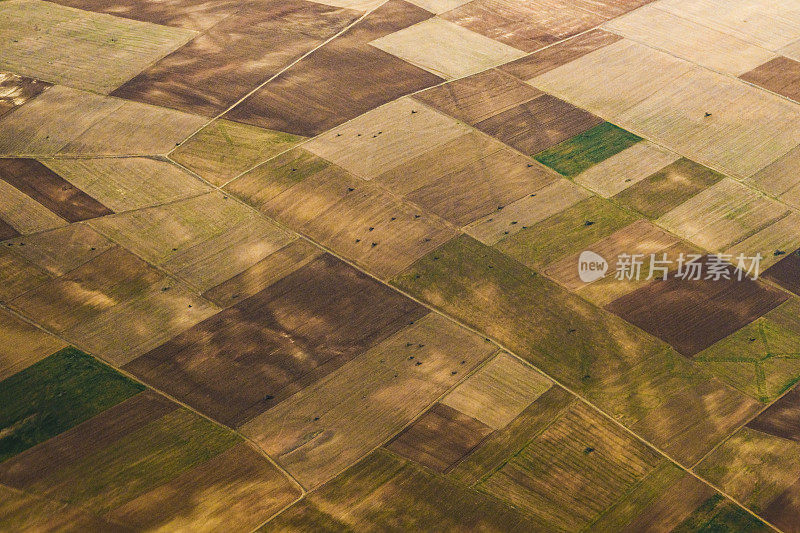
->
[2,0,800,531]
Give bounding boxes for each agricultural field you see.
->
[2,0,800,530]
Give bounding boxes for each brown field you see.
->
[8,246,219,365]
[202,239,323,308]
[605,259,789,356]
[474,94,603,156]
[123,253,426,427]
[0,182,68,242]
[385,403,493,473]
[243,313,494,487]
[501,28,622,80]
[763,249,800,297]
[110,0,361,116]
[747,384,800,442]
[0,219,19,241]
[108,443,301,532]
[0,158,113,223]
[0,72,50,119]
[224,0,442,136]
[441,0,610,52]
[412,68,542,125]
[741,57,800,102]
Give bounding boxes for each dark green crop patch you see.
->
[0,347,145,462]
[534,122,642,177]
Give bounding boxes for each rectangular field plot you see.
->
[223,0,442,136]
[170,119,305,186]
[393,236,763,465]
[243,313,494,487]
[265,449,547,531]
[544,219,679,291]
[0,483,122,531]
[44,157,209,213]
[657,178,788,251]
[654,0,800,51]
[573,141,679,198]
[0,86,205,156]
[42,0,245,31]
[385,403,493,474]
[441,352,551,429]
[475,95,603,157]
[0,158,112,223]
[614,157,725,219]
[440,0,611,53]
[605,258,789,357]
[106,442,301,531]
[124,253,427,427]
[304,97,472,180]
[226,147,456,279]
[500,29,621,80]
[726,212,800,271]
[3,224,114,277]
[110,0,361,116]
[412,68,542,125]
[376,131,558,226]
[0,247,52,304]
[465,179,590,245]
[0,180,67,238]
[369,18,527,80]
[495,196,639,269]
[479,402,662,531]
[8,246,219,365]
[534,122,642,177]
[616,67,800,179]
[88,192,295,292]
[748,144,800,209]
[0,72,49,119]
[0,0,197,94]
[530,39,695,118]
[0,309,66,383]
[603,4,777,75]
[764,249,800,297]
